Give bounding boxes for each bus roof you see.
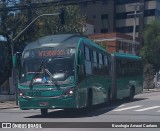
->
[112,52,141,60]
[83,37,110,54]
[24,34,83,51]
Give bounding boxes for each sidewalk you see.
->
[0,101,18,110]
[143,88,160,93]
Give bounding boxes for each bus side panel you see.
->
[111,55,117,100]
[134,76,143,95]
[77,75,110,107]
[112,54,143,100]
[76,40,111,108]
[116,78,130,99]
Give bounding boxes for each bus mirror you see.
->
[78,50,84,65]
[12,54,17,68]
[12,52,21,68]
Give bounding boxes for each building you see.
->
[79,0,115,33]
[79,0,160,37]
[83,20,94,35]
[88,32,140,55]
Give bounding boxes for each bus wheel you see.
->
[87,89,93,110]
[129,87,135,101]
[41,109,48,116]
[107,89,111,106]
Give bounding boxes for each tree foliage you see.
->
[140,20,160,72]
[0,1,12,85]
[0,1,85,86]
[143,63,155,90]
[1,1,85,51]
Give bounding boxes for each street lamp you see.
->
[11,12,64,105]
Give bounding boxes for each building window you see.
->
[144,9,156,17]
[93,15,96,19]
[101,28,108,33]
[101,14,108,19]
[92,1,96,4]
[116,0,140,5]
[81,2,87,7]
[116,26,139,33]
[102,0,108,4]
[118,41,123,50]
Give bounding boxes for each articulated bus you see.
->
[111,53,143,101]
[15,34,143,115]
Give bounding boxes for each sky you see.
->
[0,35,7,41]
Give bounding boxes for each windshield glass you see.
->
[20,48,75,86]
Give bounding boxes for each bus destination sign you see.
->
[38,50,67,57]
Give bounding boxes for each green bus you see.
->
[17,34,112,115]
[111,53,143,101]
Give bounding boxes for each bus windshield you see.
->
[19,48,75,86]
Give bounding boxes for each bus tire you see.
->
[87,89,93,110]
[129,87,135,101]
[107,89,111,106]
[41,109,48,116]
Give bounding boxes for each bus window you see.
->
[84,46,92,75]
[93,51,97,63]
[84,46,91,61]
[104,56,108,67]
[99,53,103,65]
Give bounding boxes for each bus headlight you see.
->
[18,89,26,96]
[64,88,74,96]
[69,90,74,95]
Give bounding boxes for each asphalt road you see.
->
[0,91,160,131]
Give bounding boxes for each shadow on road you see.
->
[24,97,147,119]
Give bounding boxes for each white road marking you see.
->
[113,105,142,111]
[157,110,160,112]
[119,104,125,108]
[134,106,160,111]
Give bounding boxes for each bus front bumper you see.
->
[18,96,77,110]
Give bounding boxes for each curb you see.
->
[0,106,18,110]
[143,88,160,93]
[0,101,18,110]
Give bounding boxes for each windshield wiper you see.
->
[29,60,44,89]
[44,68,60,89]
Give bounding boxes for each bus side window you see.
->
[116,60,122,77]
[92,50,98,75]
[84,46,92,75]
[78,46,85,83]
[104,56,109,76]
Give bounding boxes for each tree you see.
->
[10,3,85,51]
[0,1,12,87]
[30,5,85,41]
[140,20,160,72]
[0,1,85,89]
[143,64,155,90]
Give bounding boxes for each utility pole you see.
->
[128,3,143,55]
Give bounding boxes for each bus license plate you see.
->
[39,102,48,106]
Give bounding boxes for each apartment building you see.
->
[88,32,140,55]
[79,0,160,37]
